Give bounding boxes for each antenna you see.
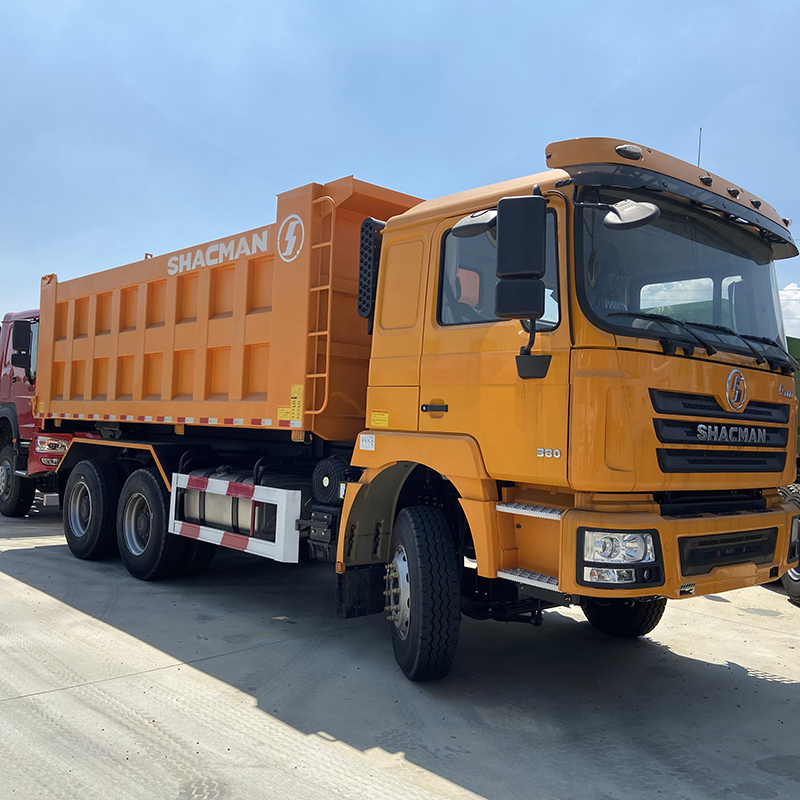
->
[697,127,703,168]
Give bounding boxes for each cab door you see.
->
[418,196,571,486]
[0,319,39,443]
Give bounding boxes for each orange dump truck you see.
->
[13,139,800,680]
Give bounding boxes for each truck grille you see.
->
[678,528,778,576]
[650,389,789,424]
[653,418,788,448]
[654,489,766,517]
[657,449,786,473]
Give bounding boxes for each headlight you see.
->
[578,527,663,589]
[34,436,69,454]
[583,531,655,564]
[791,516,800,545]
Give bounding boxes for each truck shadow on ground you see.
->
[2,511,799,800]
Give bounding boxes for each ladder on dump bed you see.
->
[305,196,336,426]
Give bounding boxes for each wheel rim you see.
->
[123,492,152,556]
[788,567,800,582]
[386,544,411,640]
[67,481,92,537]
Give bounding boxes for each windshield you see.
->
[577,187,788,364]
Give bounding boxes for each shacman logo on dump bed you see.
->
[278,215,305,262]
[167,229,269,275]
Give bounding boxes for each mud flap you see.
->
[336,564,386,619]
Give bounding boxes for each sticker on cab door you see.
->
[370,410,389,428]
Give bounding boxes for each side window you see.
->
[439,212,559,327]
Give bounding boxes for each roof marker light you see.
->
[700,175,713,186]
[751,199,762,209]
[727,187,741,198]
[615,144,642,160]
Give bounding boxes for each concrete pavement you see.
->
[1,502,798,799]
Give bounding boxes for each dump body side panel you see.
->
[35,179,420,441]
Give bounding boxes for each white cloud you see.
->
[780,283,800,339]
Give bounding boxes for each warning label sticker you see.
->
[359,433,375,451]
[290,384,303,420]
[277,406,292,427]
[370,410,389,428]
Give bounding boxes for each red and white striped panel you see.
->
[41,413,275,428]
[173,521,293,560]
[168,472,301,563]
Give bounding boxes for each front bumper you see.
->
[557,502,799,599]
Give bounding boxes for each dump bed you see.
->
[35,177,420,441]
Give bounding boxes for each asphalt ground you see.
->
[0,500,798,800]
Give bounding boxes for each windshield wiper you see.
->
[741,334,800,372]
[609,312,718,356]
[682,322,767,365]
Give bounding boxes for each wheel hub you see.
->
[67,481,92,538]
[385,544,411,639]
[123,493,152,556]
[0,462,9,497]
[788,567,800,582]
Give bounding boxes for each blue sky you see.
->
[1,1,799,328]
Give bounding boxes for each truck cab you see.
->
[0,310,68,515]
[346,137,799,611]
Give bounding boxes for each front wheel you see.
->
[117,468,186,580]
[386,506,460,681]
[0,445,35,517]
[782,567,800,604]
[582,597,667,638]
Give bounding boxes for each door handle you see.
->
[421,404,448,413]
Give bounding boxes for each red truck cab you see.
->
[0,310,70,516]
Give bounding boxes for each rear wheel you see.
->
[782,567,800,604]
[0,445,35,517]
[62,459,121,559]
[582,597,667,637]
[117,468,186,580]
[386,506,460,681]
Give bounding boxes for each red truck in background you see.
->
[0,310,71,515]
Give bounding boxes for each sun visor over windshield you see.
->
[562,163,797,261]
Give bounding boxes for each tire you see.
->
[179,539,218,577]
[386,506,460,681]
[0,445,35,517]
[62,459,122,559]
[117,468,186,581]
[311,456,350,506]
[582,597,667,638]
[782,566,800,604]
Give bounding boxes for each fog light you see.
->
[584,567,637,584]
[41,458,61,467]
[583,531,655,564]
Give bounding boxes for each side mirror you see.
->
[11,352,31,370]
[603,198,660,230]
[494,196,547,320]
[12,320,32,352]
[494,196,551,379]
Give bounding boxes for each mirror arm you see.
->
[520,320,536,356]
